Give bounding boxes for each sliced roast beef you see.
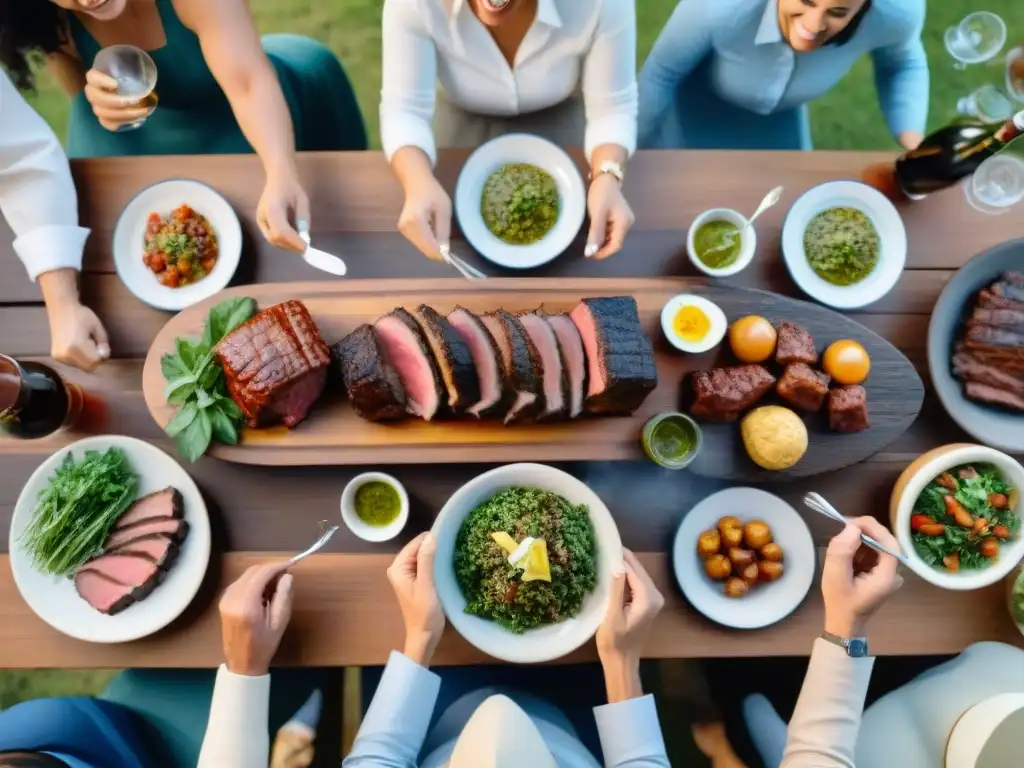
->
[953,351,1024,396]
[374,308,445,421]
[546,313,587,419]
[332,324,407,422]
[105,534,180,570]
[971,307,1024,333]
[104,517,189,551]
[481,310,545,424]
[570,297,657,416]
[993,271,1024,303]
[965,322,1024,349]
[518,312,568,421]
[74,570,138,616]
[76,552,165,615]
[215,300,330,428]
[978,290,1024,312]
[410,305,480,415]
[447,306,512,419]
[964,382,1024,412]
[114,487,183,530]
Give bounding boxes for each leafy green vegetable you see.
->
[160,297,256,462]
[1011,570,1024,627]
[20,448,139,576]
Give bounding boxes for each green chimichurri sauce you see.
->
[481,163,560,245]
[803,207,880,286]
[354,481,401,527]
[641,413,701,469]
[693,220,742,269]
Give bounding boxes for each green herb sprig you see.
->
[161,297,256,462]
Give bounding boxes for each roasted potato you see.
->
[743,520,773,550]
[697,530,722,559]
[724,577,749,598]
[740,562,760,586]
[718,516,743,534]
[728,547,756,568]
[758,560,784,582]
[760,543,784,562]
[705,554,732,581]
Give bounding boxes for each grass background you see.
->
[4,0,1024,719]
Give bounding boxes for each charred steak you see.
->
[776,321,818,366]
[828,385,870,433]
[410,305,480,415]
[374,308,446,421]
[215,300,330,428]
[545,313,587,419]
[75,553,166,616]
[689,365,776,421]
[777,363,830,412]
[332,324,407,422]
[518,311,569,421]
[448,306,512,419]
[481,310,545,424]
[114,487,183,530]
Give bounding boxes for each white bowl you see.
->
[9,435,212,643]
[431,463,622,663]
[782,180,906,310]
[454,134,586,270]
[687,208,757,278]
[341,472,409,543]
[890,444,1024,591]
[673,487,815,630]
[660,293,727,354]
[113,179,242,312]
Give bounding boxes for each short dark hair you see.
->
[0,2,66,90]
[827,0,873,47]
[0,752,70,768]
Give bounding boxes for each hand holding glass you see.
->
[92,45,158,131]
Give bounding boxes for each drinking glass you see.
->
[0,354,83,439]
[93,44,158,131]
[957,85,1014,124]
[945,12,1007,69]
[963,151,1024,215]
[1007,46,1024,103]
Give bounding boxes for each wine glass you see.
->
[945,12,1007,70]
[957,85,1014,124]
[963,151,1024,215]
[92,44,158,131]
[1007,46,1024,103]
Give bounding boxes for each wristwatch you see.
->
[821,631,870,658]
[590,161,625,184]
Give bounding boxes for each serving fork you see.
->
[297,223,348,277]
[440,244,488,280]
[288,522,340,565]
[803,492,909,565]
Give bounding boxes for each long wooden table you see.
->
[1,150,1022,668]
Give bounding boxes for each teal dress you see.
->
[66,0,367,158]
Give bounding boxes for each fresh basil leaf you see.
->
[199,358,222,390]
[222,298,256,338]
[215,394,243,421]
[209,407,239,445]
[161,353,191,381]
[176,338,200,371]
[175,409,212,463]
[195,388,215,409]
[165,402,198,438]
[164,374,197,403]
[204,297,256,348]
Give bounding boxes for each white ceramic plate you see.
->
[673,487,815,630]
[9,435,211,643]
[113,179,242,311]
[454,134,586,270]
[781,180,906,310]
[432,463,622,663]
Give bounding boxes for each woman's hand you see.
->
[821,517,904,639]
[585,175,635,260]
[50,302,110,372]
[387,532,446,667]
[218,562,294,676]
[84,69,154,132]
[257,170,310,253]
[596,549,665,703]
[397,175,452,262]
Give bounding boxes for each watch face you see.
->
[847,638,869,657]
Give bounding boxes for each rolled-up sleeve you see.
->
[197,665,272,768]
[582,0,638,160]
[380,0,439,165]
[594,694,670,767]
[871,0,929,141]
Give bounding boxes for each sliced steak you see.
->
[105,534,180,570]
[776,321,818,366]
[993,271,1024,303]
[978,290,1024,313]
[74,570,138,616]
[518,312,568,421]
[964,382,1024,412]
[115,487,183,529]
[481,310,544,424]
[689,365,776,422]
[447,307,511,419]
[964,322,1024,349]
[971,307,1024,333]
[546,313,587,418]
[410,305,479,415]
[570,297,657,416]
[777,363,830,412]
[828,385,870,433]
[104,518,189,551]
[332,324,407,422]
[215,300,330,428]
[952,351,1024,397]
[77,552,165,614]
[374,308,445,421]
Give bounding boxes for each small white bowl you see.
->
[341,472,409,543]
[687,208,757,278]
[660,294,727,354]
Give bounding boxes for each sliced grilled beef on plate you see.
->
[993,271,1024,303]
[74,570,139,616]
[448,306,512,419]
[410,305,480,415]
[481,310,545,424]
[374,308,445,421]
[518,312,568,421]
[75,552,166,616]
[971,307,1024,333]
[332,324,407,422]
[114,487,183,529]
[545,313,587,419]
[104,517,189,551]
[105,533,181,570]
[570,297,657,416]
[964,382,1024,412]
[978,290,1024,313]
[953,351,1024,397]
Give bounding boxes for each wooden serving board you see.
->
[141,279,924,480]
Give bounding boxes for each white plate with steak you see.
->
[10,435,211,643]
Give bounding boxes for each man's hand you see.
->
[219,562,295,676]
[387,532,446,667]
[39,269,110,371]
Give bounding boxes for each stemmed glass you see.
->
[92,44,158,131]
[963,151,1024,215]
[945,12,1007,70]
[957,85,1014,124]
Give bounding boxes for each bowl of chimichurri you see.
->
[341,472,409,542]
[782,180,907,310]
[454,134,586,270]
[641,412,703,470]
[687,208,757,277]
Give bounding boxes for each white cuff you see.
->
[13,225,89,280]
[197,665,271,768]
[594,694,668,763]
[381,113,438,166]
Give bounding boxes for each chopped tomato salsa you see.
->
[142,204,218,288]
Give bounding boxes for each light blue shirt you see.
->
[637,0,929,147]
[343,652,670,767]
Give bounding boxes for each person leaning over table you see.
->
[0,69,109,372]
[636,0,929,152]
[0,0,367,253]
[381,0,638,262]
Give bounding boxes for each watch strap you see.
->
[821,631,870,658]
[590,161,624,184]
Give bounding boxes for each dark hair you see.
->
[826,0,873,47]
[0,753,70,768]
[0,2,66,90]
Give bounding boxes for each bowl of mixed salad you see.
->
[891,444,1024,591]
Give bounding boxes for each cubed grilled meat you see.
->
[828,385,869,433]
[518,311,568,421]
[777,363,830,412]
[689,365,776,422]
[481,310,545,424]
[332,325,407,422]
[546,313,587,418]
[776,321,818,366]
[374,308,445,421]
[410,305,480,415]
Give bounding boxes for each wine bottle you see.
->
[894,111,1024,198]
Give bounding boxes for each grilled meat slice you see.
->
[518,311,568,421]
[964,322,1024,349]
[215,300,330,428]
[76,552,166,615]
[777,363,831,412]
[447,306,512,419]
[953,351,1024,398]
[374,308,445,421]
[105,533,181,570]
[689,365,776,422]
[74,570,140,616]
[955,342,1024,374]
[481,310,545,424]
[114,487,183,529]
[978,290,1024,312]
[993,271,1024,303]
[775,321,818,366]
[332,325,407,422]
[546,313,587,419]
[570,296,657,416]
[410,305,479,415]
[964,382,1024,412]
[828,385,869,433]
[104,517,189,551]
[971,307,1024,333]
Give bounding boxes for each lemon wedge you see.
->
[522,539,552,583]
[490,531,519,556]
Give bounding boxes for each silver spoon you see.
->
[705,185,784,255]
[288,522,340,565]
[803,492,909,565]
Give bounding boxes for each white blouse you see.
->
[380,0,638,165]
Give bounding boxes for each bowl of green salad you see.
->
[431,463,622,663]
[782,180,906,310]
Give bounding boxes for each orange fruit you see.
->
[823,340,871,385]
[729,316,777,363]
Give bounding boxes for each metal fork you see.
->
[288,522,340,565]
[803,492,909,565]
[440,245,487,280]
